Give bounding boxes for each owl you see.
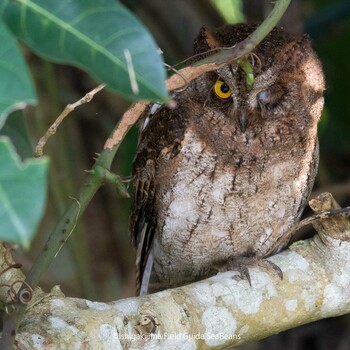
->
[130,24,325,295]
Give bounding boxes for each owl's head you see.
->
[186,24,325,138]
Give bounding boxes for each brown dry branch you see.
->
[103,62,222,151]
[34,84,105,157]
[7,193,350,349]
[104,100,150,151]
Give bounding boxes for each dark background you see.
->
[15,1,350,349]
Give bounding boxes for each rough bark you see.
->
[1,192,350,349]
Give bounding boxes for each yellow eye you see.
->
[214,80,232,99]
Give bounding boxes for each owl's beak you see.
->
[239,110,248,133]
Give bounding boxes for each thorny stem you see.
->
[0,133,120,350]
[0,0,292,348]
[22,149,121,290]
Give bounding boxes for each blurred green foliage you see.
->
[210,0,246,23]
[307,2,350,156]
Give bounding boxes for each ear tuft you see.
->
[193,26,221,54]
[203,27,221,49]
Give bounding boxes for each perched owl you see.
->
[130,24,325,295]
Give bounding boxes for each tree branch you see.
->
[4,193,350,349]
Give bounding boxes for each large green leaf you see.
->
[1,0,168,102]
[0,19,36,128]
[0,111,33,160]
[0,137,48,249]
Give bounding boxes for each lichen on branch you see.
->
[7,193,350,350]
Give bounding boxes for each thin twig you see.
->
[104,100,150,151]
[294,206,350,232]
[269,206,350,253]
[103,62,222,151]
[163,63,189,92]
[34,84,106,157]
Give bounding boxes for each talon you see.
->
[265,259,283,280]
[214,256,283,286]
[217,260,252,286]
[238,264,251,286]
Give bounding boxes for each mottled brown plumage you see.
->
[130,24,325,294]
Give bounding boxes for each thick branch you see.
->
[6,193,350,349]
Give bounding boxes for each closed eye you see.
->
[257,87,285,109]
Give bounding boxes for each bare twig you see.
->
[103,63,221,151]
[104,100,149,151]
[297,207,350,229]
[34,84,106,157]
[269,199,350,253]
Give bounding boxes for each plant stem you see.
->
[0,146,118,350]
[197,0,292,64]
[42,60,97,299]
[25,148,118,289]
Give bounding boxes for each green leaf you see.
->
[210,0,245,24]
[240,60,254,91]
[1,0,168,102]
[0,111,33,160]
[0,137,49,249]
[0,19,36,129]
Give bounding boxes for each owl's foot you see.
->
[216,257,283,286]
